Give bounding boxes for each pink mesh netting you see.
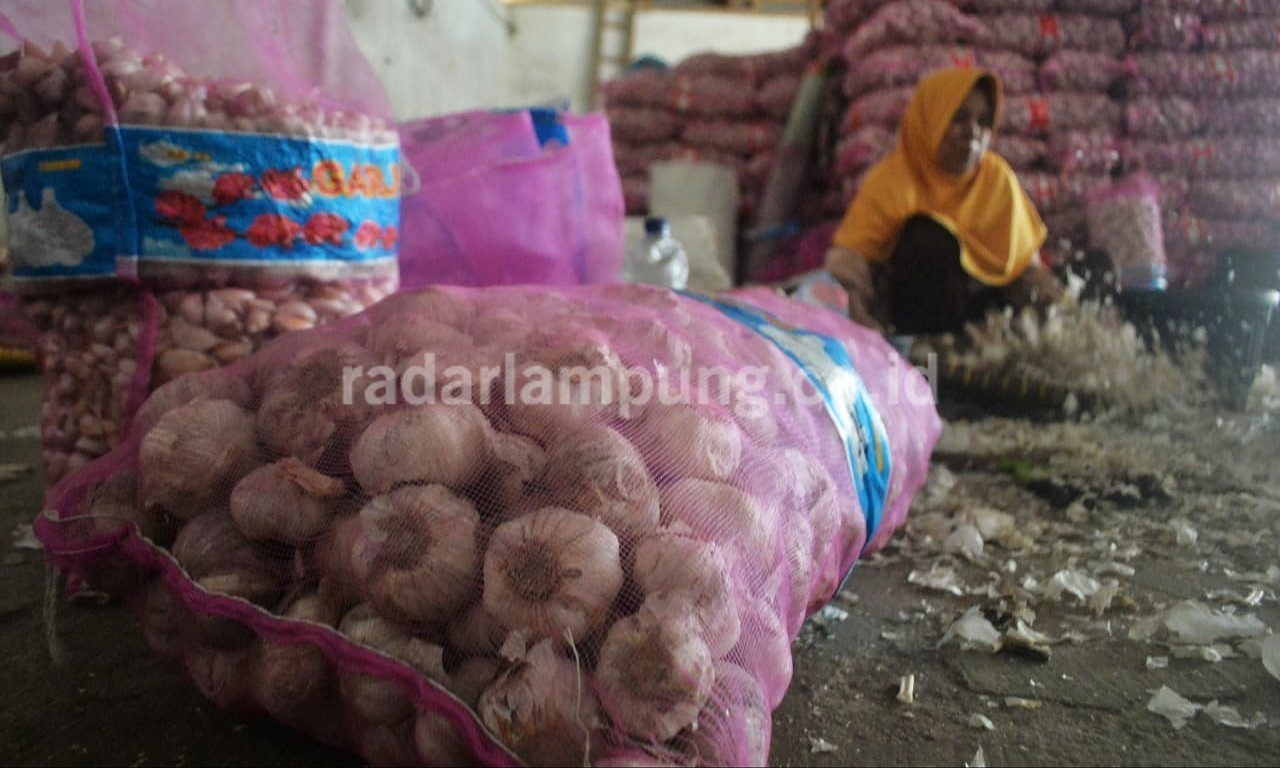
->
[35,283,941,767]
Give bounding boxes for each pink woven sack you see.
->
[842,0,993,59]
[844,46,1038,98]
[398,112,625,290]
[1125,96,1205,139]
[35,282,941,767]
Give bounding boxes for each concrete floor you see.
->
[3,368,1280,767]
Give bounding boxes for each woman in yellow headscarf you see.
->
[826,67,1063,334]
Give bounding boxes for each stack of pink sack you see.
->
[1125,0,1280,286]
[601,42,813,219]
[959,0,1128,261]
[833,0,1018,212]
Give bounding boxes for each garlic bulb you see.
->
[139,398,259,516]
[683,661,771,768]
[349,485,481,625]
[255,344,378,470]
[483,507,623,646]
[253,591,339,725]
[633,529,741,658]
[229,457,345,544]
[338,603,448,725]
[447,602,509,658]
[537,425,660,540]
[503,336,631,445]
[83,470,160,541]
[368,313,470,365]
[170,511,284,613]
[479,431,546,515]
[350,403,494,496]
[131,373,254,441]
[635,403,743,482]
[594,599,715,742]
[476,632,602,767]
[659,478,775,560]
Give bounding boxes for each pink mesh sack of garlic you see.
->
[1054,0,1138,15]
[612,140,685,178]
[760,44,815,80]
[1164,212,1276,260]
[824,0,898,31]
[1204,19,1280,47]
[958,0,1052,13]
[600,70,672,110]
[681,119,781,157]
[667,74,761,119]
[605,106,680,143]
[1,0,400,294]
[673,52,766,87]
[994,135,1047,171]
[1,1,399,491]
[759,73,804,122]
[1187,179,1280,220]
[1201,97,1280,135]
[1143,0,1280,20]
[1128,10,1203,51]
[1044,131,1120,175]
[1019,171,1111,214]
[1123,137,1280,178]
[1086,173,1169,291]
[1038,50,1126,93]
[1128,52,1280,98]
[834,126,896,176]
[842,88,914,132]
[982,13,1127,57]
[34,283,942,768]
[1001,93,1123,137]
[841,0,993,59]
[1124,96,1205,139]
[843,46,1038,98]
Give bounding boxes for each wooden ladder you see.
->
[589,0,641,108]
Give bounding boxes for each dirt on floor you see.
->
[2,367,1279,767]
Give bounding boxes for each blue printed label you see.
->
[114,126,400,270]
[683,292,893,546]
[2,143,120,282]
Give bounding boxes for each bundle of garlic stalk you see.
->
[917,296,1212,416]
[36,283,942,767]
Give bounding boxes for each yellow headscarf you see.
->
[830,68,1047,287]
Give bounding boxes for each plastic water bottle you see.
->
[624,217,689,290]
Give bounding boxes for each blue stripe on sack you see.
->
[680,291,892,548]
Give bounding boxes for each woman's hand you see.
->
[825,246,885,332]
[1007,263,1065,308]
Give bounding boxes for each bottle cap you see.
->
[643,217,669,236]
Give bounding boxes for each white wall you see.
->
[503,6,599,112]
[505,5,811,112]
[632,11,811,63]
[342,0,812,120]
[342,0,511,121]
